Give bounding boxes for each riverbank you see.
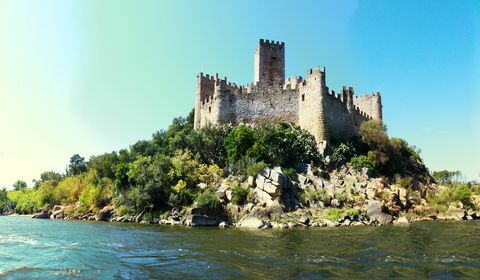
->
[26,165,480,229]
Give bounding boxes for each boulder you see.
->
[134,208,147,223]
[97,206,115,221]
[197,183,208,189]
[261,220,272,229]
[280,191,300,211]
[330,198,340,208]
[446,206,466,221]
[32,210,50,219]
[365,187,377,200]
[184,214,219,227]
[255,175,267,190]
[315,179,325,190]
[270,167,286,189]
[436,212,447,220]
[167,207,182,221]
[253,188,276,207]
[261,168,271,178]
[393,216,409,226]
[366,201,393,225]
[238,216,265,229]
[225,190,233,202]
[262,181,281,197]
[297,174,308,188]
[50,209,64,219]
[324,219,337,227]
[297,216,310,225]
[218,221,229,228]
[247,176,256,188]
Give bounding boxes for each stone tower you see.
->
[254,39,285,87]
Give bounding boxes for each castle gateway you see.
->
[194,39,382,149]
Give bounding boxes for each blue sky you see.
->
[0,0,479,187]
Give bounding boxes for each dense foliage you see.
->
[5,111,473,217]
[4,109,321,216]
[328,119,430,182]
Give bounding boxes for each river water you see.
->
[0,216,479,279]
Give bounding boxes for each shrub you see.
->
[427,183,474,210]
[195,189,222,213]
[116,205,134,216]
[245,161,268,177]
[350,153,376,173]
[334,190,349,207]
[300,188,331,206]
[359,119,389,151]
[168,188,196,208]
[451,184,472,208]
[327,208,358,221]
[283,167,297,180]
[224,124,255,163]
[229,156,267,177]
[330,142,356,168]
[7,189,39,214]
[398,177,414,189]
[232,184,250,205]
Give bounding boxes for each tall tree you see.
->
[13,180,27,191]
[67,154,87,176]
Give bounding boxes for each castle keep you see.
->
[194,39,383,148]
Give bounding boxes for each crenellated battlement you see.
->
[283,75,304,90]
[194,39,384,148]
[259,39,285,47]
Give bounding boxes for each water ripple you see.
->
[0,216,479,278]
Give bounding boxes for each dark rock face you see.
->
[32,210,50,219]
[97,206,114,221]
[366,202,393,225]
[184,214,219,227]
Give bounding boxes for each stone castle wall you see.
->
[194,39,383,147]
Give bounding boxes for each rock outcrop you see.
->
[32,210,50,219]
[97,206,114,221]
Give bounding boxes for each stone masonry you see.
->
[194,39,383,149]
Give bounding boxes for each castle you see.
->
[194,39,383,150]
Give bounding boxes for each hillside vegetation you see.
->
[2,110,479,227]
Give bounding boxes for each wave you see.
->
[0,235,38,246]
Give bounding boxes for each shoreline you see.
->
[2,212,479,230]
[8,166,480,230]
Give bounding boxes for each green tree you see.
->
[89,152,119,179]
[13,180,27,191]
[0,188,9,213]
[359,119,389,150]
[125,155,173,211]
[224,124,255,163]
[67,154,87,176]
[246,123,320,167]
[40,171,63,183]
[186,125,230,166]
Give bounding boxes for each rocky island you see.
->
[2,40,478,230]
